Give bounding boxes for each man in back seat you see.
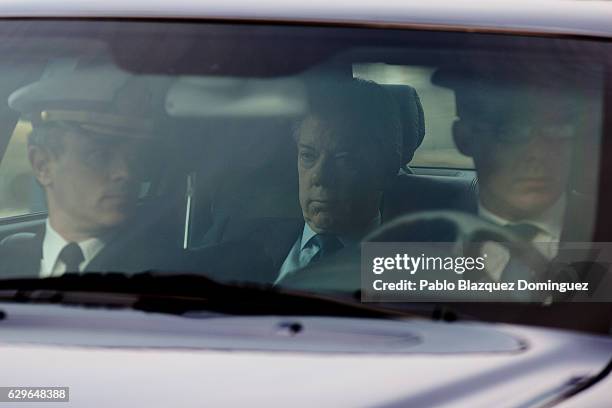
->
[218,78,405,284]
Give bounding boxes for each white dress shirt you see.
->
[478,195,566,281]
[40,219,106,278]
[276,213,382,284]
[479,194,566,259]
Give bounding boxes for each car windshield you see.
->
[0,20,608,322]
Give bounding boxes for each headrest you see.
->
[382,84,426,165]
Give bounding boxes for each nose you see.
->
[524,133,567,161]
[310,154,335,187]
[108,150,134,181]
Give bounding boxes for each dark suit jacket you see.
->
[471,190,594,243]
[559,191,595,242]
[0,220,279,289]
[212,217,304,283]
[0,222,177,279]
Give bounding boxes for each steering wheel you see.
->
[363,210,551,282]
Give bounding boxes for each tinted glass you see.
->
[0,20,606,311]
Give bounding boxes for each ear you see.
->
[28,145,54,187]
[452,119,476,158]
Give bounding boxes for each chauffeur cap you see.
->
[8,63,156,139]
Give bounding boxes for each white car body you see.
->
[0,1,611,407]
[0,302,611,407]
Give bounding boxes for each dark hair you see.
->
[433,62,591,123]
[294,78,403,179]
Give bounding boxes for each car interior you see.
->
[0,20,609,332]
[0,29,600,249]
[192,79,478,248]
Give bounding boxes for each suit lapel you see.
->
[83,227,144,273]
[560,191,595,242]
[246,218,303,274]
[83,245,111,272]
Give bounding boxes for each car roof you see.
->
[0,0,612,38]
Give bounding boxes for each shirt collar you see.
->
[300,221,318,251]
[300,212,382,250]
[42,219,107,274]
[42,219,68,275]
[478,194,566,240]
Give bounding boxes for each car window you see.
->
[353,63,473,169]
[0,20,607,314]
[0,119,45,219]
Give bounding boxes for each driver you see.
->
[0,64,160,278]
[434,64,594,260]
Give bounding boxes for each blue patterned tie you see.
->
[308,234,344,265]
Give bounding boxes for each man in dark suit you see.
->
[210,78,405,284]
[433,64,597,280]
[0,64,165,278]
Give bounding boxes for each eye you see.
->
[334,152,359,171]
[86,148,112,168]
[496,125,533,144]
[299,150,317,167]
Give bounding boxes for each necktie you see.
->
[505,223,541,241]
[308,234,344,265]
[58,242,85,273]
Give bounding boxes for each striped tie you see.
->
[308,234,344,265]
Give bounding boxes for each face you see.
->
[455,118,573,220]
[297,116,385,235]
[31,129,148,239]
